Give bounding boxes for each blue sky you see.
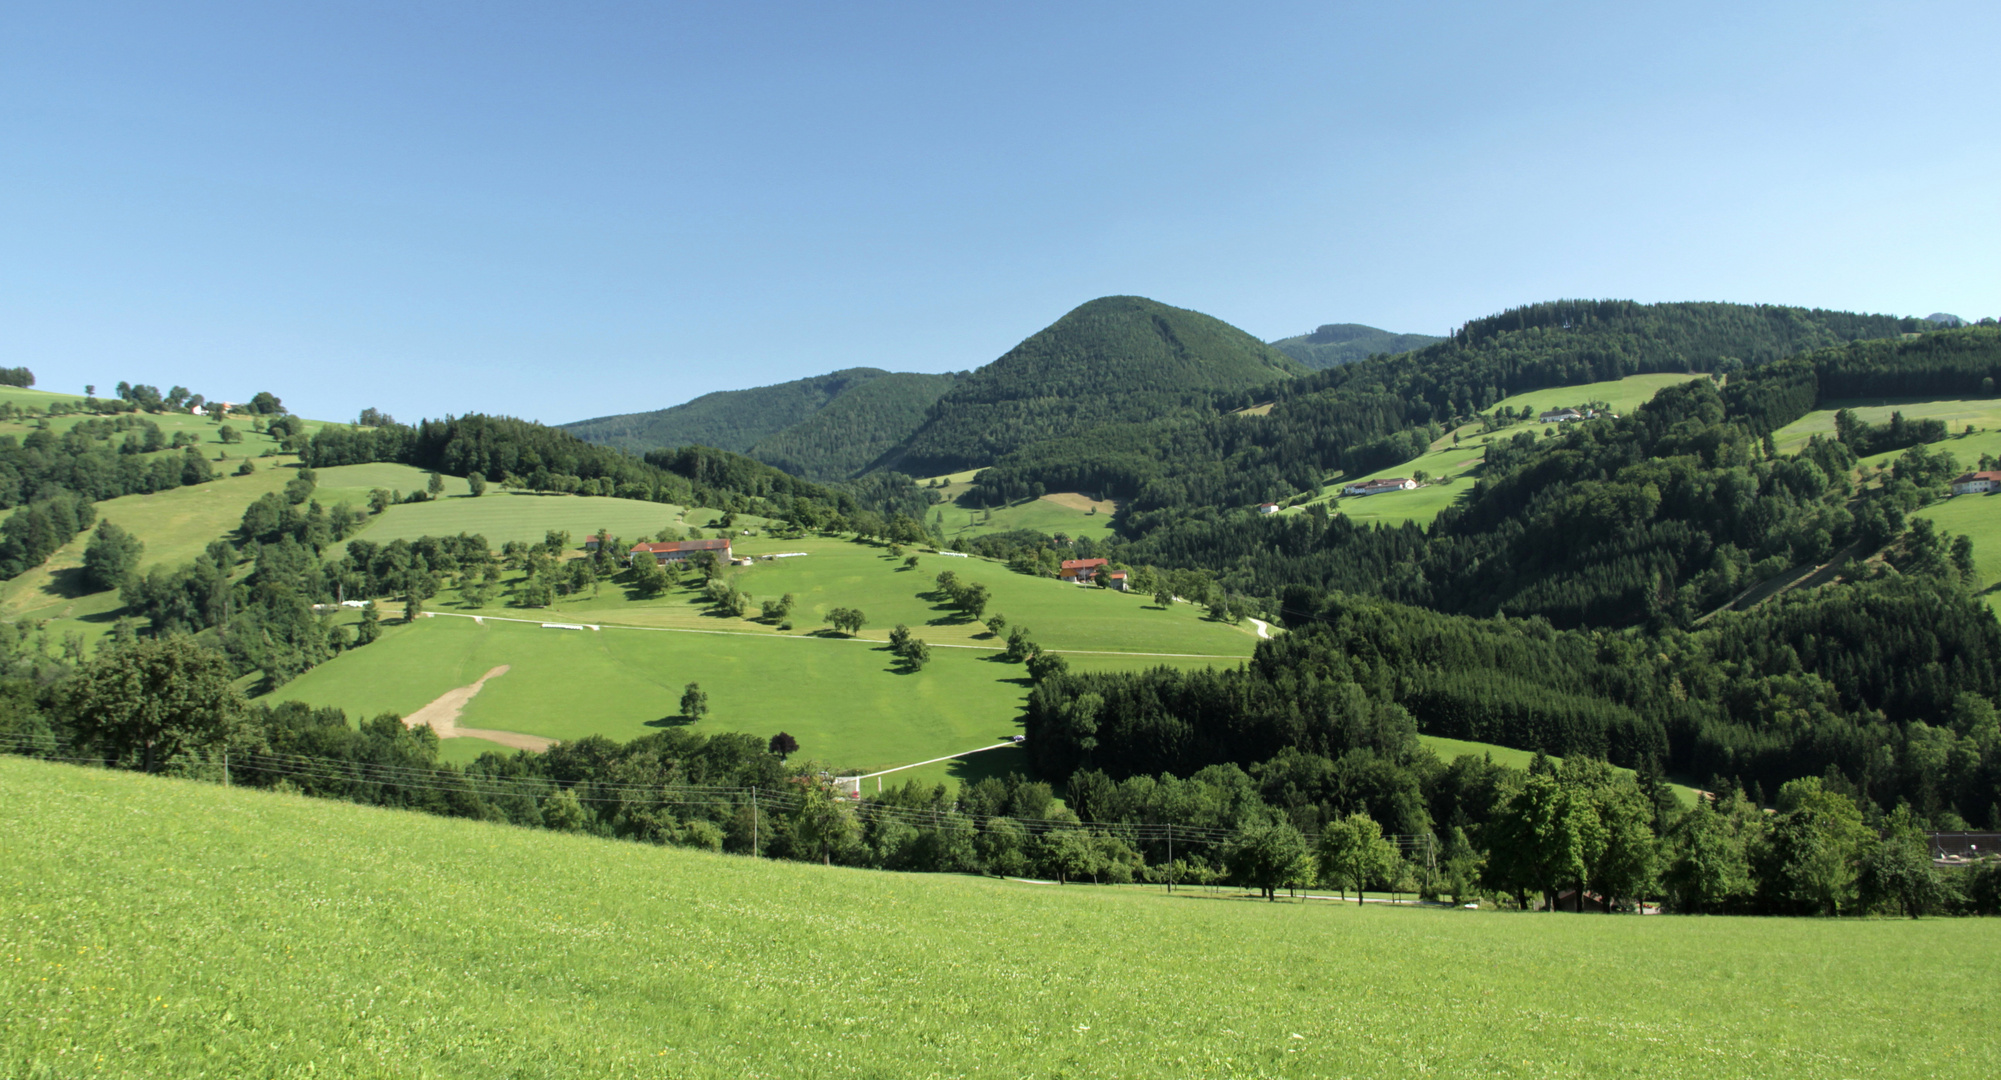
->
[3,1,1995,425]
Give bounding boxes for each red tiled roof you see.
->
[629,538,732,554]
[1060,558,1109,571]
[1953,471,2001,483]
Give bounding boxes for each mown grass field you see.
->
[1295,372,1701,527]
[918,469,1120,543]
[1912,490,2001,616]
[7,757,1995,1080]
[1771,395,2001,455]
[378,526,1258,657]
[339,486,729,549]
[270,537,1256,784]
[0,387,89,410]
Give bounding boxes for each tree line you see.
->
[4,636,1995,915]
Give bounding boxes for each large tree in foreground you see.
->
[63,636,245,772]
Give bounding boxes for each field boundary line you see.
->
[419,610,1247,660]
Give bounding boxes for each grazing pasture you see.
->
[339,486,720,549]
[271,537,1256,786]
[6,757,1994,1080]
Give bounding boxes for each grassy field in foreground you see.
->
[1295,372,1701,527]
[7,758,1996,1080]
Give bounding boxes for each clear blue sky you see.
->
[3,1,1995,425]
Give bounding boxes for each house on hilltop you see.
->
[1341,478,1417,497]
[1950,471,2001,495]
[584,532,611,552]
[1538,407,1593,424]
[1256,502,1280,515]
[1059,557,1108,583]
[628,538,733,565]
[1106,571,1129,592]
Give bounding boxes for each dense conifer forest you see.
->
[877,295,1308,476]
[561,367,959,481]
[1269,322,1443,369]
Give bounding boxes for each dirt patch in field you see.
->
[402,665,554,752]
[1040,492,1119,514]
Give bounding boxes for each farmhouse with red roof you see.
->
[627,538,733,565]
[1059,557,1109,583]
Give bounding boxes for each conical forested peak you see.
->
[874,296,1303,475]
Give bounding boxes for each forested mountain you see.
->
[742,372,960,480]
[1110,326,2001,618]
[964,300,1924,514]
[997,327,2001,852]
[563,368,956,458]
[1269,323,1442,369]
[302,413,932,520]
[873,296,1308,477]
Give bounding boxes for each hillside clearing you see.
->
[1292,372,1702,527]
[7,757,1995,1080]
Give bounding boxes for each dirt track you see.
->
[401,665,554,752]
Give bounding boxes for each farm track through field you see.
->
[418,610,1247,660]
[400,664,554,751]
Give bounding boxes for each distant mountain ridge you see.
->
[1270,323,1443,369]
[562,368,958,481]
[873,295,1307,477]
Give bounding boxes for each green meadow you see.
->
[918,469,1121,543]
[1759,394,2001,612]
[8,757,1996,1080]
[335,486,719,549]
[1912,490,2001,616]
[1771,395,2001,456]
[1417,734,1701,806]
[0,387,89,410]
[270,536,1255,784]
[0,460,429,649]
[1295,372,1699,527]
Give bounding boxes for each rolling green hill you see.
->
[268,532,1257,783]
[561,368,958,480]
[1270,322,1443,369]
[875,295,1309,476]
[9,756,1996,1079]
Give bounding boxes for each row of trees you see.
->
[7,638,1992,915]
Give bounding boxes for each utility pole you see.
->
[751,788,759,858]
[1166,824,1173,894]
[223,749,230,788]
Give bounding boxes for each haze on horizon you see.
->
[2,1,1995,426]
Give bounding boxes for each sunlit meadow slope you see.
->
[5,757,1995,1079]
